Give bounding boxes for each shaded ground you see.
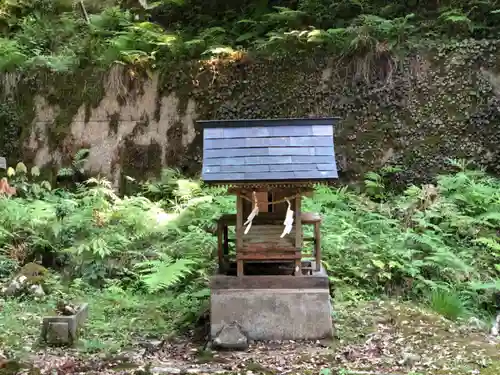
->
[2,300,500,375]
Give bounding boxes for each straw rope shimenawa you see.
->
[239,192,301,205]
[242,191,300,238]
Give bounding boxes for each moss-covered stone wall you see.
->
[1,39,500,186]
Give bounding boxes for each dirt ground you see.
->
[3,300,500,375]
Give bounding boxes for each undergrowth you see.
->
[1,159,500,354]
[0,0,500,78]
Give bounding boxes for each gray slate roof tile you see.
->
[271,126,312,137]
[314,146,334,155]
[268,147,314,156]
[289,136,332,147]
[245,171,296,180]
[205,173,245,180]
[206,125,319,138]
[245,156,292,165]
[204,148,270,158]
[291,155,334,164]
[312,125,334,136]
[204,138,246,149]
[221,164,270,173]
[204,128,224,139]
[205,157,246,166]
[203,166,221,173]
[294,170,337,179]
[245,137,290,147]
[269,163,317,172]
[317,163,336,170]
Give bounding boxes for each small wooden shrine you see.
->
[200,117,339,346]
[201,117,338,277]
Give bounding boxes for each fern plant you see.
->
[57,148,90,178]
[134,255,197,293]
[1,157,500,320]
[438,9,474,36]
[428,287,469,320]
[364,166,402,201]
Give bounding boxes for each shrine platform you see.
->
[210,261,334,345]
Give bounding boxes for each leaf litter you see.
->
[4,300,500,375]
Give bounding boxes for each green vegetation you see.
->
[1,0,500,76]
[2,1,500,372]
[1,158,500,363]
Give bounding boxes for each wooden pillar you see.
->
[223,224,229,261]
[217,220,223,272]
[294,193,302,276]
[314,221,321,272]
[236,193,244,277]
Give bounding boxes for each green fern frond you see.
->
[474,237,500,252]
[73,148,90,163]
[137,258,197,293]
[57,167,74,177]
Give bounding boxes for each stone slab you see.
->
[211,274,329,290]
[211,285,333,342]
[212,263,330,290]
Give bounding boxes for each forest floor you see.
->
[1,299,500,375]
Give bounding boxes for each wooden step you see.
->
[237,251,301,261]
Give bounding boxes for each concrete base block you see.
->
[210,268,333,342]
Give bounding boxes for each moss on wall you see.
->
[39,68,106,149]
[0,99,22,162]
[118,138,163,186]
[157,40,500,183]
[108,112,120,136]
[164,120,184,167]
[0,67,106,166]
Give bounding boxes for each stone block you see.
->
[210,267,334,344]
[41,303,89,346]
[212,322,249,350]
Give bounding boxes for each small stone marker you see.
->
[47,322,70,344]
[0,157,5,170]
[41,303,89,346]
[212,322,248,350]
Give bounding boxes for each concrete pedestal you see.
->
[210,266,333,345]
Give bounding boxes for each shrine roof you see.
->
[199,117,339,184]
